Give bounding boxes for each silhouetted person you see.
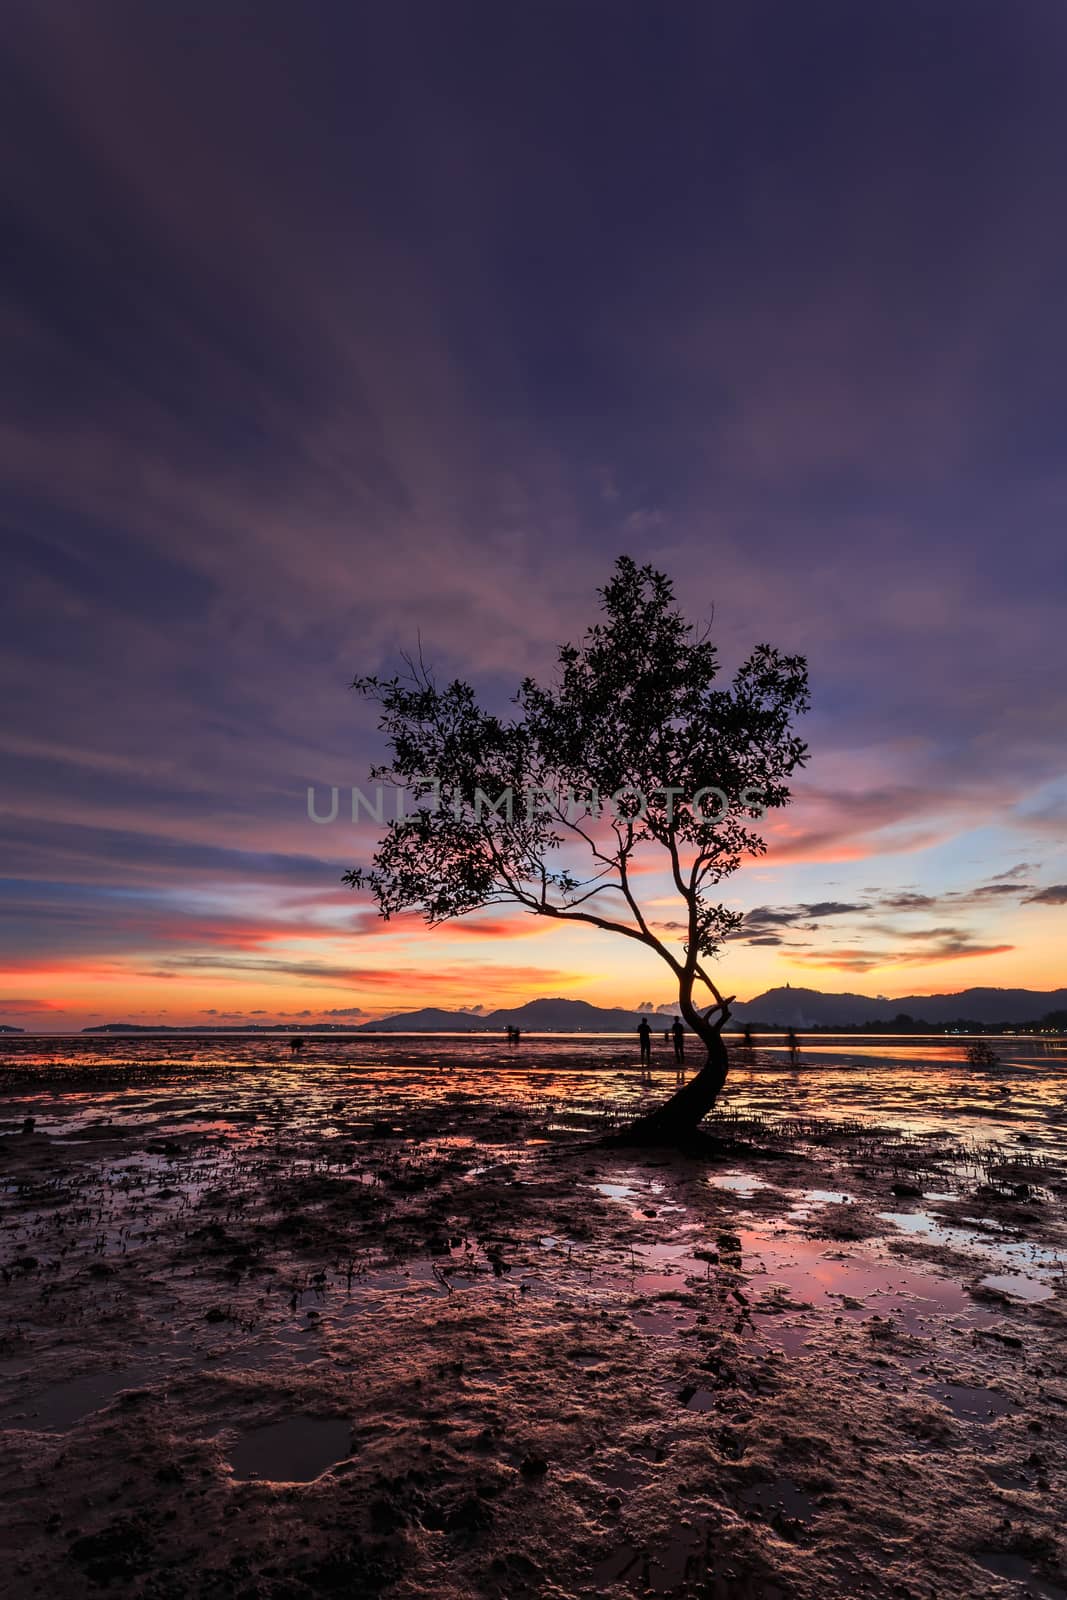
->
[289,1036,305,1055]
[786,1027,799,1065]
[637,1017,652,1069]
[671,1017,685,1063]
[742,1024,754,1051]
[512,1027,521,1045]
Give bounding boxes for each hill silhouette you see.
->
[729,985,1067,1028]
[79,985,1067,1035]
[361,997,654,1032]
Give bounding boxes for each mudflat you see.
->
[1,1034,1064,1599]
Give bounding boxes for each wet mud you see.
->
[0,1034,1064,1597]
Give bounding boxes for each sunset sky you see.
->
[3,3,1066,1030]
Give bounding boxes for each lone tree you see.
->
[346,557,809,1143]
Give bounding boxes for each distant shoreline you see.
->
[5,984,1066,1037]
[4,1026,1065,1041]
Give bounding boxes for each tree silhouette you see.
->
[346,556,809,1141]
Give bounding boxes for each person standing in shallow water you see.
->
[637,1017,652,1072]
[671,1017,685,1064]
[786,1027,800,1065]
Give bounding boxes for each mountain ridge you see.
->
[77,986,1067,1033]
[731,985,1067,1027]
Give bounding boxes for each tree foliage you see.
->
[346,557,809,1036]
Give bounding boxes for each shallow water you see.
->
[227,1415,353,1482]
[877,1210,1065,1280]
[3,1036,1063,1351]
[4,1029,1065,1182]
[1,1364,155,1431]
[975,1550,1067,1600]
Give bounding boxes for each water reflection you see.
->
[227,1415,353,1482]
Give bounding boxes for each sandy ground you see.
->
[0,1037,1065,1598]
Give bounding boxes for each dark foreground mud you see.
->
[1,1041,1065,1598]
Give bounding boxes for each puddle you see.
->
[227,1415,353,1482]
[590,1543,644,1590]
[588,1520,714,1595]
[979,1272,1056,1303]
[877,1211,1064,1280]
[618,1214,1018,1349]
[975,1550,1067,1599]
[632,1307,698,1336]
[739,1228,994,1331]
[4,1364,156,1431]
[708,1172,768,1197]
[986,1465,1033,1491]
[924,1383,1016,1423]
[592,1176,682,1222]
[739,1475,817,1521]
[643,1522,713,1594]
[754,1322,814,1356]
[622,1239,711,1292]
[597,1462,647,1491]
[789,1187,855,1219]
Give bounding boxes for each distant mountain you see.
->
[730,988,887,1028]
[732,985,1067,1028]
[359,998,651,1032]
[365,988,1067,1032]
[78,986,1067,1036]
[488,997,652,1031]
[356,1007,493,1033]
[0,1024,24,1033]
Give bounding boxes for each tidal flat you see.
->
[1,1035,1065,1599]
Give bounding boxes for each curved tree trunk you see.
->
[606,992,731,1146]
